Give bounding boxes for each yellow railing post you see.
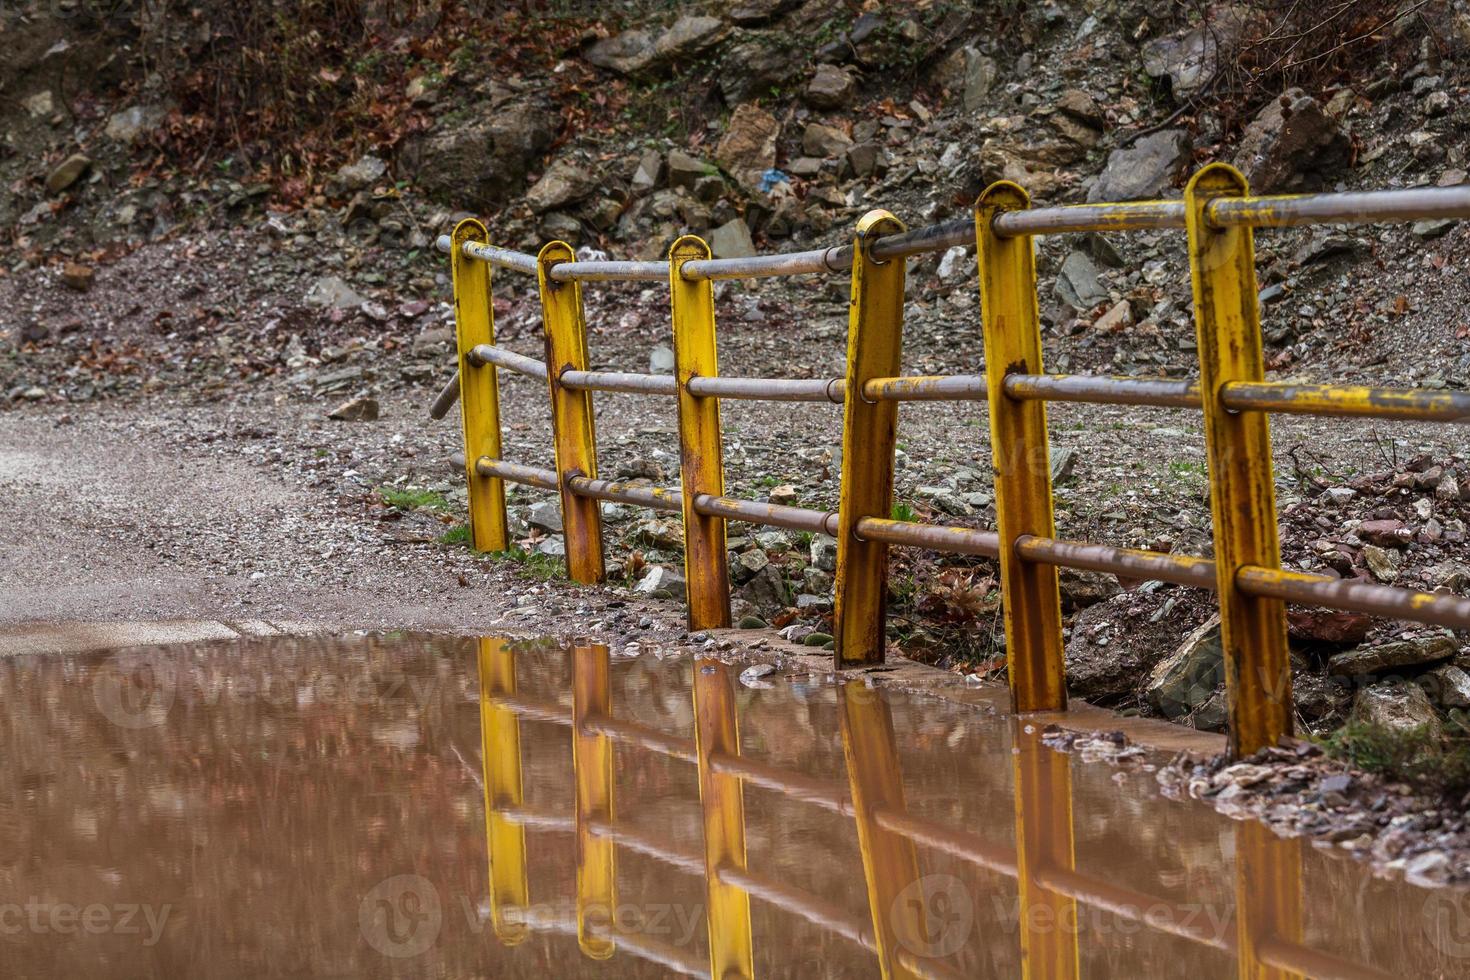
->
[975,182,1066,712]
[571,644,615,959]
[834,209,908,667]
[1233,820,1304,980]
[669,236,732,630]
[691,659,754,979]
[538,243,605,583]
[477,637,529,945]
[451,219,508,551]
[840,682,926,980]
[1184,163,1292,758]
[1011,719,1079,980]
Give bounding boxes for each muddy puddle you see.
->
[1,632,1467,978]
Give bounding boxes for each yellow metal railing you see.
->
[476,638,1398,980]
[438,167,1470,758]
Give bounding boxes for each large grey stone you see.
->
[585,30,657,74]
[305,276,366,310]
[46,154,92,195]
[1232,88,1348,193]
[709,218,756,259]
[802,122,852,158]
[528,500,563,533]
[1351,681,1442,735]
[105,104,167,143]
[525,156,598,213]
[1329,633,1457,676]
[398,96,554,208]
[1088,130,1190,202]
[1054,250,1109,310]
[1146,615,1224,718]
[805,63,857,109]
[653,16,727,62]
[715,104,780,189]
[337,155,388,191]
[636,565,687,599]
[1141,7,1260,98]
[667,150,714,190]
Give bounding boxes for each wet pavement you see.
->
[1,632,1467,978]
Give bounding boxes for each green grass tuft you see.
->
[1321,719,1470,800]
[378,486,454,514]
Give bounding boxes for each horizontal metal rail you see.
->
[854,518,1000,557]
[864,374,987,402]
[692,493,840,536]
[1015,535,1219,590]
[486,693,571,725]
[681,247,846,281]
[686,375,845,402]
[568,476,683,514]
[1211,184,1470,230]
[468,456,560,493]
[549,259,666,283]
[1004,374,1201,409]
[469,343,549,379]
[1237,566,1470,630]
[1255,936,1397,980]
[1220,381,1470,423]
[560,368,678,396]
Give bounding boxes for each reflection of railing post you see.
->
[538,243,605,583]
[669,236,732,630]
[1011,720,1079,980]
[571,645,615,959]
[834,209,908,668]
[477,637,528,944]
[1184,163,1292,758]
[975,182,1066,713]
[1233,820,1303,980]
[692,659,754,979]
[840,681,926,980]
[451,219,508,551]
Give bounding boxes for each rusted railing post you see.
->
[692,659,754,979]
[1184,163,1292,758]
[451,219,508,551]
[477,637,529,944]
[834,210,908,667]
[538,242,605,583]
[840,682,929,979]
[669,236,732,630]
[1012,719,1079,980]
[975,182,1066,712]
[571,644,615,959]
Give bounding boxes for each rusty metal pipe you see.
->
[1236,566,1470,630]
[1004,374,1202,409]
[686,375,846,402]
[586,818,706,876]
[1255,937,1397,980]
[435,235,540,275]
[468,343,549,379]
[568,475,682,513]
[853,517,1001,557]
[871,807,1017,875]
[863,374,987,401]
[1220,381,1470,423]
[1210,185,1470,229]
[548,260,667,282]
[1034,866,1237,953]
[559,368,678,396]
[1014,535,1219,589]
[473,457,559,492]
[692,493,839,535]
[429,371,460,420]
[680,248,847,280]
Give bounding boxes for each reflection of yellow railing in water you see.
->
[475,638,1396,980]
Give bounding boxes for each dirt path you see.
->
[0,399,688,643]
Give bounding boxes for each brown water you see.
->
[0,633,1467,978]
